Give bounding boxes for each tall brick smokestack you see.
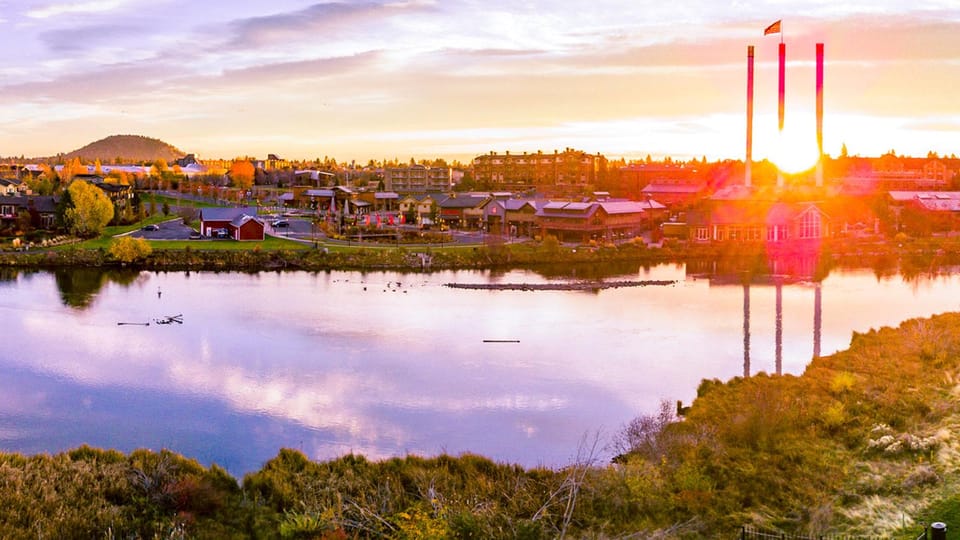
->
[816,43,824,187]
[746,45,754,188]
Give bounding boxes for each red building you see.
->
[199,207,264,240]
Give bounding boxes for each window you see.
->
[799,211,821,239]
[696,227,709,241]
[0,205,13,217]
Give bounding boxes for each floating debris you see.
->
[154,314,183,325]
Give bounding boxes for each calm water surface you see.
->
[1,265,958,476]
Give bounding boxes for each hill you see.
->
[63,135,185,163]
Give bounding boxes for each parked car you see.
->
[189,231,202,239]
[272,220,290,228]
[214,228,229,238]
[142,224,159,231]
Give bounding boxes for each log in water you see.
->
[445,280,676,291]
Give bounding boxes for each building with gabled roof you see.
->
[534,200,649,243]
[199,206,263,240]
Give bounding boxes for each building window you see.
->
[799,211,821,239]
[0,205,13,216]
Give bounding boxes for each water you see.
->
[0,264,958,476]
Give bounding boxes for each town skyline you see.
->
[1,1,958,164]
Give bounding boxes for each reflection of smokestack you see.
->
[777,42,786,189]
[743,282,751,377]
[775,281,783,375]
[745,45,754,188]
[813,283,822,359]
[816,43,824,187]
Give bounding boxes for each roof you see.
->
[201,207,259,221]
[535,201,601,219]
[598,201,648,215]
[230,214,263,227]
[503,199,537,211]
[304,189,335,197]
[0,195,58,213]
[642,183,703,194]
[437,195,488,208]
[375,192,400,199]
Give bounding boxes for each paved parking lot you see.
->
[128,218,201,240]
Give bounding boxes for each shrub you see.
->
[109,236,153,263]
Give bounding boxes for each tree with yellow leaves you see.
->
[65,180,114,237]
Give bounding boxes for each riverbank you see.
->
[2,235,960,279]
[2,312,958,538]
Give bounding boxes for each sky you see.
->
[0,0,958,164]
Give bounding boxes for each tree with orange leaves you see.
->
[229,160,255,191]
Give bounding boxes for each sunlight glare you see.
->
[773,121,820,174]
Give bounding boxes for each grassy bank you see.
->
[4,313,960,537]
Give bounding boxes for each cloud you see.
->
[27,0,127,19]
[227,1,436,49]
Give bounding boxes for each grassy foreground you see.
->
[4,313,960,538]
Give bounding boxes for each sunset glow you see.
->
[0,2,958,161]
[772,120,821,174]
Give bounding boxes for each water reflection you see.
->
[2,263,960,476]
[53,268,144,309]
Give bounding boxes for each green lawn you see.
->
[148,236,311,251]
[140,193,222,208]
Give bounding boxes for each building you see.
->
[198,207,263,240]
[534,200,649,243]
[472,149,607,194]
[0,196,58,230]
[436,194,489,228]
[483,198,540,236]
[398,194,437,224]
[385,164,451,193]
[687,201,830,243]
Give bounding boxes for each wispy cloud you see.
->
[27,0,127,19]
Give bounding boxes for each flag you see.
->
[764,20,781,35]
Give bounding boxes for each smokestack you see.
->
[777,42,786,189]
[778,43,786,132]
[745,46,754,188]
[816,43,824,187]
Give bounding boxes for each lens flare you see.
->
[773,122,820,175]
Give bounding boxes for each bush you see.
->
[109,236,153,263]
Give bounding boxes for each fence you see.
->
[740,525,930,540]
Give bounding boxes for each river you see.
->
[0,263,958,476]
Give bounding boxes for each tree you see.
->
[229,160,255,190]
[64,180,114,237]
[109,236,152,263]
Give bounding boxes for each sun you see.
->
[772,122,821,174]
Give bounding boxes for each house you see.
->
[0,178,23,196]
[687,201,830,243]
[398,194,436,224]
[73,174,134,210]
[199,207,263,240]
[0,196,58,230]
